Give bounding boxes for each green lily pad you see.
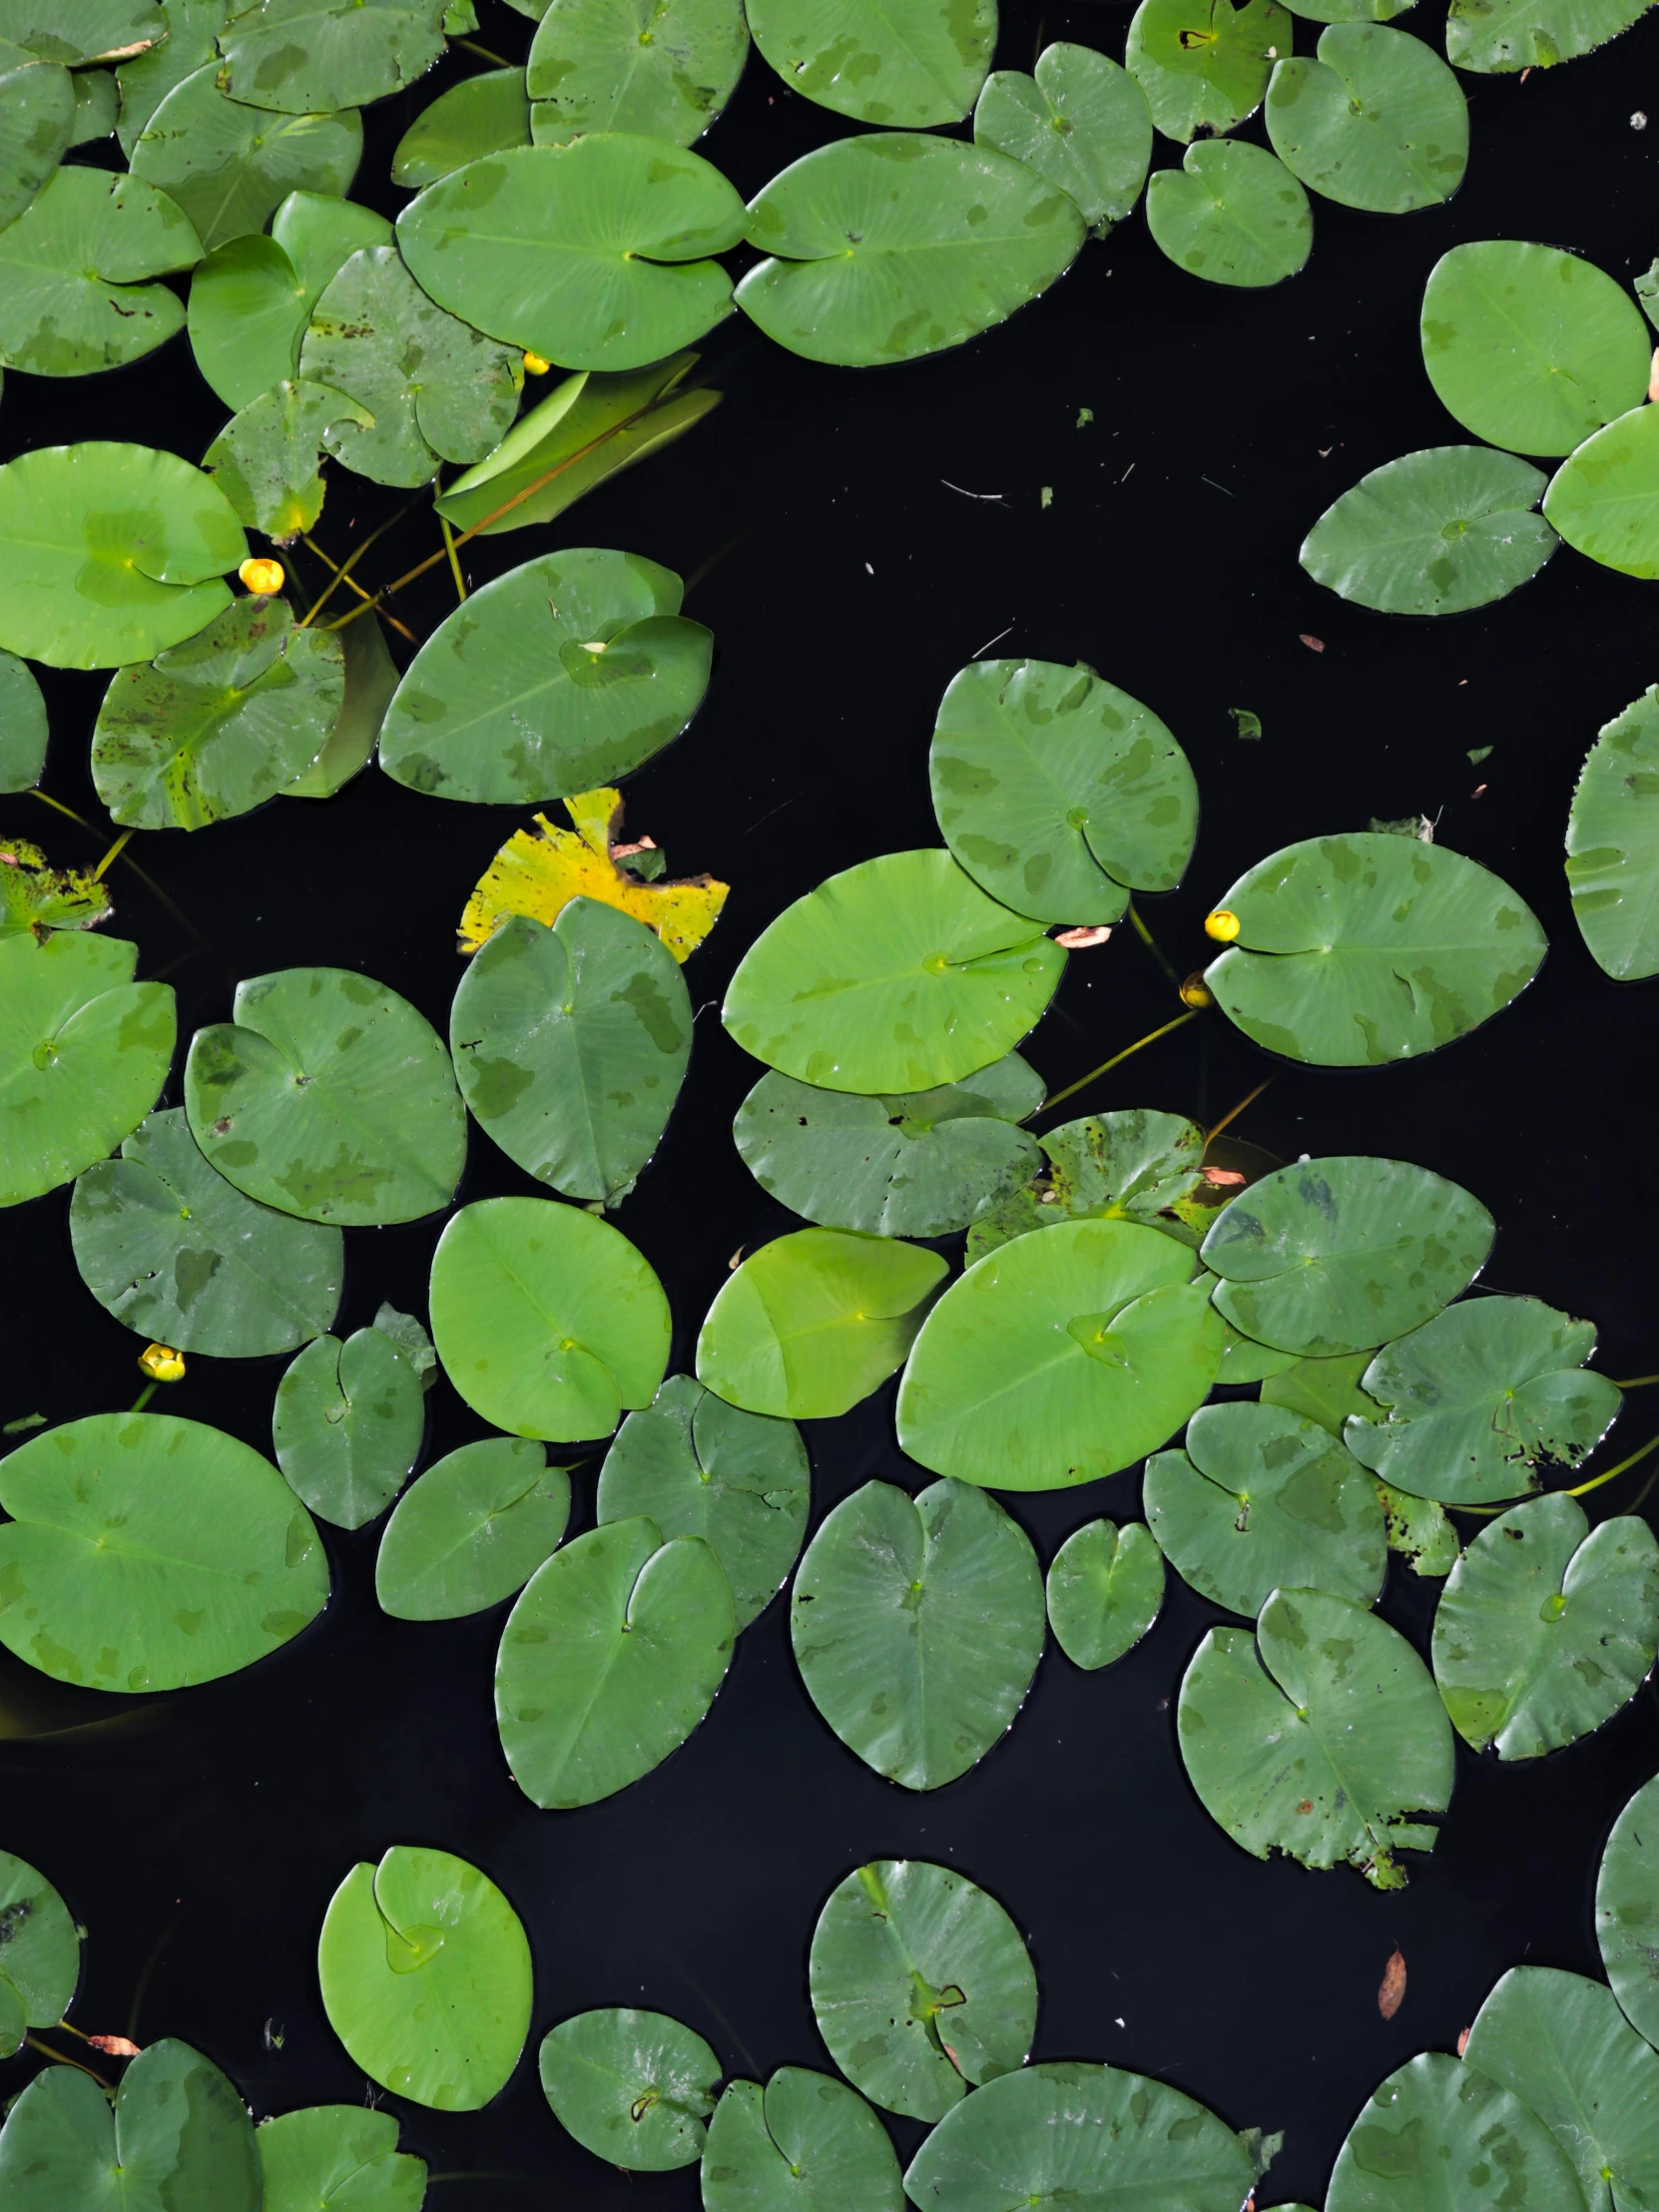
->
[703,2068,904,2212]
[202,378,373,543]
[1420,241,1651,458]
[1261,1350,1380,1432]
[0,0,165,64]
[70,1107,342,1356]
[737,135,1083,368]
[378,546,711,804]
[528,0,748,144]
[1377,1482,1458,1576]
[0,931,175,1207]
[902,2062,1256,2212]
[0,441,244,669]
[965,1106,1206,1263]
[185,966,465,1227]
[1179,1585,1454,1888]
[597,1374,809,1631]
[539,2008,720,2171]
[1265,24,1465,213]
[299,244,521,489]
[430,1196,671,1439]
[1146,1400,1386,1617]
[393,65,530,186]
[376,1438,570,1620]
[0,650,48,793]
[128,61,361,253]
[973,44,1152,232]
[696,1228,948,1419]
[0,165,200,377]
[449,900,691,1206]
[1599,1773,1659,2050]
[281,606,398,800]
[791,1477,1043,1790]
[0,40,71,233]
[1126,0,1293,140]
[397,140,746,373]
[0,1410,328,1691]
[1146,140,1312,288]
[1445,0,1649,71]
[810,1860,1034,2122]
[1543,403,1659,580]
[929,657,1198,926]
[897,1217,1222,1490]
[116,0,229,156]
[746,0,990,125]
[216,0,449,114]
[90,595,344,830]
[69,67,118,142]
[317,1845,532,2111]
[1301,446,1555,615]
[1203,833,1547,1066]
[1431,1495,1659,1757]
[1567,686,1659,979]
[1045,1517,1164,1669]
[255,2108,426,2212]
[496,1514,734,1805]
[0,2039,258,2211]
[186,193,391,408]
[1218,1320,1300,1383]
[734,1055,1042,1239]
[0,1852,78,2058]
[1344,1295,1621,1503]
[274,1324,426,1529]
[723,850,1063,1094]
[1201,1155,1493,1358]
[1326,2051,1588,2212]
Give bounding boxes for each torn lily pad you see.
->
[1146,140,1312,288]
[966,1106,1206,1262]
[1046,1517,1164,1669]
[1301,446,1555,616]
[273,1323,426,1529]
[540,2008,720,2171]
[0,166,200,377]
[203,379,373,542]
[0,837,109,939]
[973,44,1153,232]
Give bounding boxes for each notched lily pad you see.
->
[274,1324,426,1529]
[1045,1517,1164,1669]
[256,2107,426,2212]
[1125,0,1293,142]
[973,43,1153,233]
[1146,140,1312,288]
[0,2039,258,2210]
[203,379,374,543]
[0,166,201,377]
[216,0,450,114]
[1265,23,1466,215]
[702,2067,904,2212]
[129,61,361,253]
[528,0,749,145]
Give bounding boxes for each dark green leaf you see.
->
[274,1326,426,1529]
[528,0,748,144]
[703,2068,904,2212]
[1326,2052,1588,2212]
[0,2040,258,2212]
[0,1852,78,2058]
[0,650,48,794]
[1125,0,1293,140]
[1260,1350,1381,1433]
[0,40,70,230]
[392,66,530,187]
[116,0,228,156]
[1598,1772,1659,2051]
[1445,0,1649,72]
[216,0,449,114]
[377,1437,569,1620]
[1544,403,1659,579]
[746,0,989,124]
[282,608,398,800]
[255,2108,425,2212]
[1266,24,1465,213]
[0,0,165,63]
[129,62,360,251]
[965,1107,1206,1264]
[203,379,373,543]
[0,166,200,376]
[1567,685,1659,978]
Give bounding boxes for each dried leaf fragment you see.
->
[0,835,112,940]
[1378,1947,1406,2019]
[86,2034,143,2056]
[1054,925,1112,948]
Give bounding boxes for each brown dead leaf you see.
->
[1054,925,1112,949]
[1300,634,1326,653]
[1457,2026,1471,2058]
[87,2034,143,2056]
[1201,1167,1247,1188]
[1648,346,1659,404]
[1378,1948,1406,2020]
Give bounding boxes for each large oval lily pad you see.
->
[376,1438,570,1621]
[703,2067,903,2212]
[791,1477,1043,1790]
[1125,0,1292,140]
[1326,2051,1587,2212]
[1301,446,1555,616]
[0,2039,258,2211]
[0,1852,78,2059]
[897,1217,1222,1490]
[274,1324,426,1529]
[0,1411,328,1692]
[1543,403,1659,580]
[255,2107,426,2212]
[539,2008,719,2170]
[496,1514,734,1806]
[1203,833,1546,1066]
[1179,1585,1454,1888]
[1445,0,1649,72]
[528,0,748,144]
[0,165,201,377]
[216,0,449,113]
[1265,24,1465,213]
[128,61,361,252]
[1146,140,1313,288]
[1045,1517,1164,1669]
[746,0,990,125]
[965,1106,1206,1262]
[973,43,1152,232]
[1598,1772,1659,2050]
[1567,685,1659,978]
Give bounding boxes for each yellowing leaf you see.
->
[0,833,112,939]
[458,788,728,961]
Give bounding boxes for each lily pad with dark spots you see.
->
[965,1106,1206,1262]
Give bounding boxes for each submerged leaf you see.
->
[539,2008,720,2170]
[528,0,749,145]
[1045,1517,1165,1669]
[973,43,1153,232]
[203,379,373,542]
[376,1438,570,1621]
[1146,140,1312,288]
[115,0,228,155]
[1301,446,1554,616]
[965,1106,1206,1262]
[128,62,361,252]
[1566,686,1659,979]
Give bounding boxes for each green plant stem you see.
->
[298,502,418,628]
[25,2034,112,2088]
[1612,1375,1659,1388]
[1125,900,1182,987]
[454,39,512,64]
[1566,1431,1659,1499]
[440,515,467,602]
[93,829,133,880]
[1206,1077,1271,1148]
[299,536,418,644]
[1040,1007,1201,1115]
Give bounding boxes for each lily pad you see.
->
[1125,0,1293,141]
[746,0,990,125]
[128,62,361,253]
[202,378,373,542]
[897,1217,1223,1490]
[597,1374,809,1631]
[90,595,344,830]
[1377,1482,1459,1577]
[539,2008,720,2170]
[791,1477,1043,1789]
[0,0,165,60]
[379,547,711,805]
[1146,140,1313,288]
[809,1860,1035,2121]
[1179,1585,1454,1888]
[1597,1772,1659,2050]
[429,1196,671,1439]
[216,0,449,114]
[273,1325,426,1529]
[116,0,229,155]
[737,134,1083,368]
[0,650,48,793]
[734,1055,1042,1239]
[0,1411,328,1691]
[255,2108,426,2212]
[317,1845,531,2110]
[0,1852,78,2059]
[0,441,244,669]
[1326,2051,1588,2212]
[1203,833,1547,1066]
[282,607,398,800]
[902,2062,1256,2212]
[70,1107,342,1356]
[496,1514,734,1805]
[187,193,391,408]
[397,140,747,373]
[1261,1349,1381,1432]
[1344,1295,1622,1503]
[0,2040,258,2211]
[965,1106,1206,1263]
[0,165,200,377]
[697,1228,948,1419]
[1430,1494,1659,1757]
[1301,446,1555,616]
[0,931,175,1208]
[1420,241,1651,458]
[1445,0,1649,71]
[1543,403,1659,580]
[703,2068,904,2212]
[0,41,71,233]
[973,44,1153,232]
[723,850,1064,1094]
[1265,24,1465,213]
[1567,686,1659,979]
[393,66,530,186]
[929,657,1198,926]
[528,0,748,144]
[376,1437,570,1620]
[69,67,119,142]
[1146,1400,1386,1616]
[1045,1517,1164,1669]
[449,900,691,1206]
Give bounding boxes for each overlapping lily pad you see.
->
[1146,141,1312,287]
[377,1438,570,1620]
[0,2039,258,2209]
[1203,834,1547,1065]
[1544,404,1659,580]
[1598,1773,1659,2050]
[0,651,47,793]
[203,378,373,542]
[746,0,989,124]
[1179,1586,1454,1888]
[528,0,748,143]
[274,1323,426,1529]
[1266,24,1465,213]
[1045,1517,1164,1669]
[1125,0,1292,140]
[1326,2052,1587,2212]
[0,1852,78,2059]
[116,0,228,155]
[255,2107,426,2212]
[704,2068,903,2212]
[282,607,398,799]
[0,39,71,233]
[973,44,1152,232]
[1302,446,1555,616]
[216,0,449,113]
[393,67,530,186]
[898,1217,1222,1489]
[0,167,200,376]
[966,1107,1206,1261]
[1445,0,1649,72]
[737,135,1084,367]
[128,62,361,252]
[597,1374,809,1630]
[0,838,110,939]
[0,0,165,57]
[540,2008,720,2170]
[496,1514,735,1805]
[791,1478,1043,1789]
[1567,687,1659,978]
[70,69,119,143]
[187,192,391,408]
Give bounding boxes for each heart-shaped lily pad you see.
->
[1265,24,1466,214]
[376,1438,570,1621]
[703,2068,904,2212]
[1567,685,1659,979]
[1302,446,1555,616]
[973,43,1153,232]
[1126,0,1292,140]
[0,166,201,377]
[0,1852,78,2060]
[274,1323,426,1529]
[1045,1517,1164,1669]
[187,193,391,409]
[539,2008,720,2171]
[255,2107,426,2212]
[528,0,748,144]
[128,61,361,252]
[0,2040,258,2210]
[1146,140,1312,288]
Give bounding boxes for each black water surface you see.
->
[6,6,1659,2201]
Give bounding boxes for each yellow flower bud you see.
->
[138,1344,186,1382]
[239,556,285,596]
[1203,908,1242,943]
[1179,973,1214,1009]
[522,351,551,375]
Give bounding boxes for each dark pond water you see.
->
[7,6,1659,2200]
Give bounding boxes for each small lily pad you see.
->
[274,1325,426,1530]
[0,2040,258,2209]
[0,1852,78,2059]
[376,1438,570,1621]
[703,2068,903,2212]
[1125,0,1293,141]
[1327,2052,1588,2212]
[1598,1772,1659,2050]
[1301,446,1555,615]
[965,1106,1206,1263]
[1376,1483,1458,1577]
[1266,24,1466,214]
[1146,140,1312,288]
[203,378,374,543]
[128,61,361,252]
[0,165,200,377]
[1045,1517,1164,1669]
[392,66,530,187]
[0,650,48,793]
[973,43,1153,232]
[539,2008,720,2171]
[216,0,449,114]
[1567,685,1659,979]
[528,0,748,145]
[255,2108,426,2212]
[745,0,991,125]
